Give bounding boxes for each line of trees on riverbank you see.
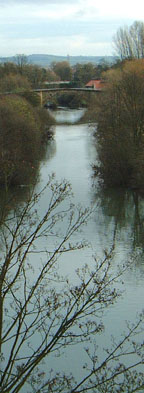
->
[0,53,110,91]
[85,20,144,192]
[0,56,59,188]
[0,94,55,188]
[93,57,144,191]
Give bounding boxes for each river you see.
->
[34,108,144,385]
[2,108,144,391]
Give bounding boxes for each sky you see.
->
[0,0,143,58]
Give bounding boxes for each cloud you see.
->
[0,0,143,58]
[0,0,77,4]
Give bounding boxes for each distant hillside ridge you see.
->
[0,54,116,67]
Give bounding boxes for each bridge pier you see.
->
[39,91,43,107]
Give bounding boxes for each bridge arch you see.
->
[33,87,101,106]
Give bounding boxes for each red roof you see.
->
[85,79,104,90]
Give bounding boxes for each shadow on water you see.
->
[90,181,144,278]
[94,187,144,250]
[0,138,57,224]
[40,138,56,164]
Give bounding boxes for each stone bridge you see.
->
[0,87,101,107]
[33,87,101,106]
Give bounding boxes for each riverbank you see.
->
[0,95,56,187]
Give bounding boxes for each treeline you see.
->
[0,55,58,90]
[0,95,55,188]
[0,55,57,188]
[93,21,144,191]
[0,54,110,91]
[0,53,111,111]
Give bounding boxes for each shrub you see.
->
[0,73,31,92]
[0,95,54,186]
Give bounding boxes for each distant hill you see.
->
[0,54,115,67]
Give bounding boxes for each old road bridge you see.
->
[0,87,101,107]
[33,87,101,106]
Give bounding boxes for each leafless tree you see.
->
[113,21,144,60]
[0,176,144,393]
[14,54,28,74]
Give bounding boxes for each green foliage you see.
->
[73,62,97,86]
[0,73,31,92]
[23,64,58,87]
[95,59,144,189]
[79,94,101,123]
[22,90,41,106]
[73,61,110,86]
[0,61,18,77]
[37,106,56,139]
[51,60,72,81]
[0,60,58,89]
[56,91,87,108]
[0,96,55,187]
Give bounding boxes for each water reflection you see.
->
[0,138,57,224]
[0,184,34,223]
[40,138,56,163]
[49,108,85,124]
[91,186,144,259]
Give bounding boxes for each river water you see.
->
[34,108,144,383]
[3,108,144,391]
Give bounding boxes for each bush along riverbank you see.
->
[0,95,55,188]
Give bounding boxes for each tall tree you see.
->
[73,63,96,86]
[51,61,72,81]
[94,59,144,188]
[113,21,144,60]
[14,54,28,74]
